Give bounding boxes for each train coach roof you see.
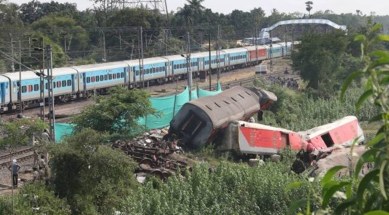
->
[245,45,269,51]
[298,116,359,140]
[73,61,129,72]
[188,86,260,128]
[123,57,167,66]
[52,67,78,76]
[2,71,43,80]
[0,75,9,82]
[222,47,249,54]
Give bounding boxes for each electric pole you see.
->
[18,40,22,116]
[10,35,15,72]
[138,26,144,88]
[208,33,212,90]
[46,45,55,142]
[216,25,221,82]
[187,32,192,100]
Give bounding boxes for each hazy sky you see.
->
[9,0,389,16]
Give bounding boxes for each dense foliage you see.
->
[316,23,389,214]
[49,128,138,214]
[0,183,71,215]
[259,84,379,132]
[0,118,47,148]
[1,0,389,72]
[123,157,320,215]
[72,86,156,138]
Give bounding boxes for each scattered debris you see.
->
[112,128,190,181]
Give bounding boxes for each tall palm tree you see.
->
[178,0,205,32]
[187,0,205,15]
[305,1,313,18]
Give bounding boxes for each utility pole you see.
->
[101,29,107,62]
[46,45,55,142]
[186,32,192,100]
[10,35,15,72]
[39,68,45,121]
[18,40,22,116]
[216,25,220,82]
[208,33,212,90]
[138,26,144,88]
[255,27,258,64]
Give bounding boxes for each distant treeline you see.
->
[0,0,388,72]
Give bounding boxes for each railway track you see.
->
[0,147,35,169]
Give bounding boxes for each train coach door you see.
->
[82,73,87,95]
[123,67,127,85]
[71,74,75,93]
[0,82,5,104]
[164,62,168,79]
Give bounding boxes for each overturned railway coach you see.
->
[166,86,277,148]
[0,42,292,112]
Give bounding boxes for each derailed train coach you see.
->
[166,86,277,148]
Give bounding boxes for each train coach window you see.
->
[109,74,112,80]
[57,81,61,87]
[113,74,116,79]
[121,72,124,77]
[29,85,33,92]
[117,73,121,78]
[22,86,27,93]
[34,84,39,91]
[96,76,100,82]
[53,82,56,88]
[62,80,66,86]
[100,75,104,81]
[91,77,95,82]
[45,83,48,89]
[67,80,72,86]
[104,75,108,80]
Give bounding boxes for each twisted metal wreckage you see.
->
[114,86,369,180]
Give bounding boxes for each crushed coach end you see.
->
[166,86,274,148]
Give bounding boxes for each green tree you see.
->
[31,15,89,60]
[72,87,156,137]
[49,128,138,214]
[0,118,47,149]
[292,31,349,93]
[0,183,71,215]
[305,1,313,18]
[317,23,389,214]
[19,1,78,24]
